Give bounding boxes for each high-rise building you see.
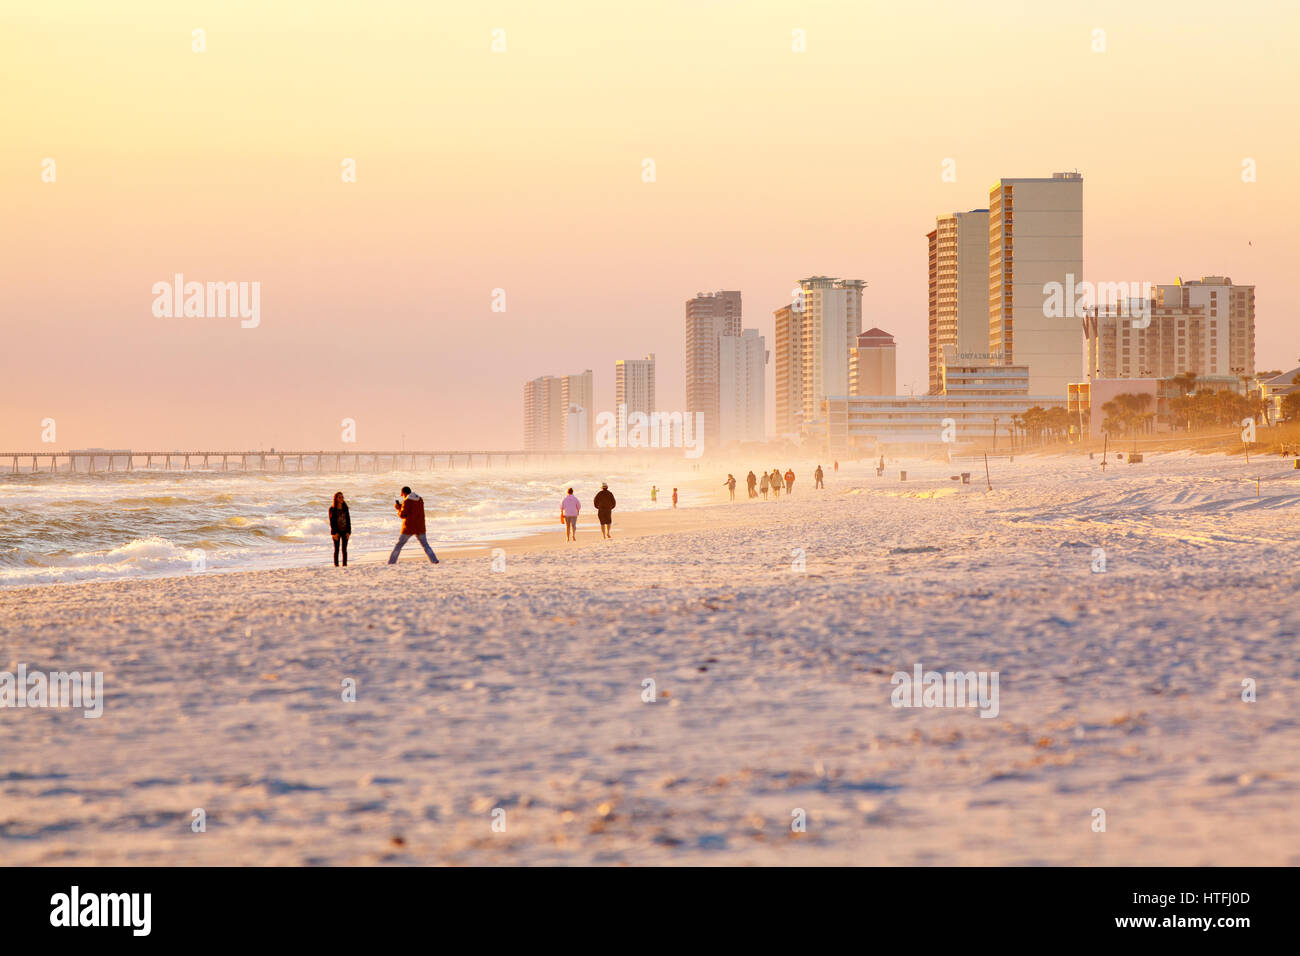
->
[718,329,767,445]
[1161,276,1255,376]
[522,375,563,452]
[685,291,742,448]
[773,304,804,438]
[928,209,990,394]
[560,369,594,450]
[1083,276,1254,381]
[988,172,1083,397]
[614,354,656,442]
[797,276,866,428]
[850,328,897,396]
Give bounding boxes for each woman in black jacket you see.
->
[329,492,352,566]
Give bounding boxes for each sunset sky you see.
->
[2,0,1296,450]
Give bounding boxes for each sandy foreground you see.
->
[2,453,1299,865]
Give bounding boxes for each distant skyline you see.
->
[3,1,1296,449]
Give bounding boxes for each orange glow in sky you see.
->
[2,1,1296,448]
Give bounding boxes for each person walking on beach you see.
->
[651,485,658,503]
[834,460,839,473]
[672,487,678,509]
[329,491,351,567]
[759,472,769,499]
[785,468,796,494]
[724,474,737,501]
[814,465,824,489]
[771,468,783,497]
[388,486,439,564]
[746,470,757,498]
[594,482,616,539]
[561,487,581,541]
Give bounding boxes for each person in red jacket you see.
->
[388,486,439,564]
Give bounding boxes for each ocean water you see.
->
[0,465,705,587]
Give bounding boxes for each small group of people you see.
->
[560,482,619,540]
[735,468,797,500]
[722,464,831,500]
[326,486,441,567]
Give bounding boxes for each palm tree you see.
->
[1101,392,1154,437]
[1170,371,1198,396]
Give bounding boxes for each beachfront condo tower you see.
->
[1084,275,1255,381]
[560,369,594,450]
[1161,276,1255,376]
[927,209,990,394]
[685,291,743,449]
[614,354,656,444]
[988,172,1084,397]
[797,276,866,435]
[773,303,804,439]
[718,328,767,446]
[523,375,564,452]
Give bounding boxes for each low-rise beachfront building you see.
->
[849,327,897,396]
[1259,366,1300,424]
[824,362,1065,452]
[823,393,1068,451]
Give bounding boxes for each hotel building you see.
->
[927,209,990,394]
[797,276,866,432]
[849,328,897,396]
[1083,276,1255,381]
[560,369,594,450]
[614,354,656,443]
[522,375,563,452]
[1160,276,1255,376]
[773,303,804,438]
[825,355,1066,451]
[685,291,743,448]
[718,328,767,445]
[988,172,1084,397]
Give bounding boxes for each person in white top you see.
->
[560,487,581,541]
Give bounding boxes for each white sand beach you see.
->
[2,452,1299,865]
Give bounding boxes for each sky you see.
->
[2,0,1297,450]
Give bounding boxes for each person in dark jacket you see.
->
[388,486,439,564]
[746,470,757,498]
[329,491,351,567]
[593,482,617,539]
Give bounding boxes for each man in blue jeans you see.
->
[388,486,439,564]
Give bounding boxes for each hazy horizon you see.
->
[4,0,1296,450]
